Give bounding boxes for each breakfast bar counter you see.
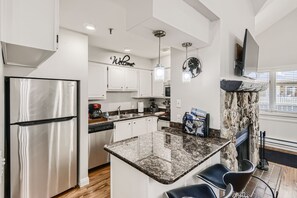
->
[104,128,230,198]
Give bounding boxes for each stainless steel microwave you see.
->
[164,86,170,97]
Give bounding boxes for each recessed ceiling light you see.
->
[124,48,131,52]
[84,23,96,31]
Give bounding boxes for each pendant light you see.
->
[153,30,166,81]
[182,42,192,83]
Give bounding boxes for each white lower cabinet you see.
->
[114,121,133,142]
[114,117,158,142]
[147,117,158,133]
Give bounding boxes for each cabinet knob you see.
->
[128,123,131,125]
[121,87,123,89]
[133,122,136,124]
[102,94,105,96]
[126,87,128,89]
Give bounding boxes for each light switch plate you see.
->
[176,99,181,108]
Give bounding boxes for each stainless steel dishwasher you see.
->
[88,122,114,169]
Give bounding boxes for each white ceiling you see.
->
[254,0,297,35]
[60,0,297,59]
[60,0,169,59]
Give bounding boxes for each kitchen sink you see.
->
[108,114,141,121]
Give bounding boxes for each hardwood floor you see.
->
[55,165,110,198]
[55,163,296,198]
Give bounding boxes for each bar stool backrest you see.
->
[223,160,255,192]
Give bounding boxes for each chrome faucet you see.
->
[117,106,121,116]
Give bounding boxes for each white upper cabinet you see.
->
[0,0,59,66]
[152,80,164,97]
[138,70,152,97]
[88,62,107,100]
[125,68,138,91]
[108,66,138,91]
[108,66,126,90]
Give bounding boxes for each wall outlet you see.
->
[176,99,181,108]
[177,114,181,122]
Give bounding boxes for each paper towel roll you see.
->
[138,102,144,113]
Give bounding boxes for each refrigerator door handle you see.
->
[13,116,76,126]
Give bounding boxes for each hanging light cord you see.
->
[158,36,161,66]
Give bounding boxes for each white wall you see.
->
[0,43,4,198]
[257,8,297,69]
[171,21,221,129]
[4,29,89,186]
[259,113,297,151]
[88,46,152,70]
[151,55,171,68]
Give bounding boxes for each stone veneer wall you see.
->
[220,91,260,171]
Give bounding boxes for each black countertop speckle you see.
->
[104,128,230,184]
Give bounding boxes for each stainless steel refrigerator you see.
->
[5,77,78,198]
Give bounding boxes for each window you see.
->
[257,70,297,113]
[256,72,270,110]
[275,71,297,112]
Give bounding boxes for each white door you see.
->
[125,68,138,91]
[139,70,152,97]
[108,66,125,91]
[147,117,158,133]
[88,62,107,100]
[114,121,132,142]
[132,118,147,136]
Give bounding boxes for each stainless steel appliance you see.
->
[5,77,78,198]
[88,122,114,169]
[164,85,170,97]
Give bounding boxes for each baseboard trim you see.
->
[79,177,89,187]
[264,137,297,153]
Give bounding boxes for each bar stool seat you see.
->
[165,183,233,198]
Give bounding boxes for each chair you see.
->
[165,183,233,198]
[197,160,255,194]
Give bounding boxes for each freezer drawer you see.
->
[9,78,77,123]
[88,129,113,169]
[10,118,77,198]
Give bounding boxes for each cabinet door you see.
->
[132,118,147,136]
[152,80,164,97]
[139,70,152,97]
[114,121,132,142]
[125,68,138,91]
[147,117,158,133]
[1,0,59,51]
[88,62,107,100]
[108,66,125,91]
[165,68,171,82]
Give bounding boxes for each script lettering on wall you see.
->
[110,55,135,67]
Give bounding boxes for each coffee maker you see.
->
[89,103,103,119]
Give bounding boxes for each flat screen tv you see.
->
[235,29,259,79]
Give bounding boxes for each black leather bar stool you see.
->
[197,160,255,194]
[165,183,233,198]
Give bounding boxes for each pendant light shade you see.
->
[182,42,192,83]
[153,30,166,81]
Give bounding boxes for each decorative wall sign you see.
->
[110,55,135,67]
[182,57,202,78]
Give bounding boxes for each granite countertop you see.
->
[89,112,170,125]
[104,128,230,184]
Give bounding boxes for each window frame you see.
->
[258,67,297,115]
